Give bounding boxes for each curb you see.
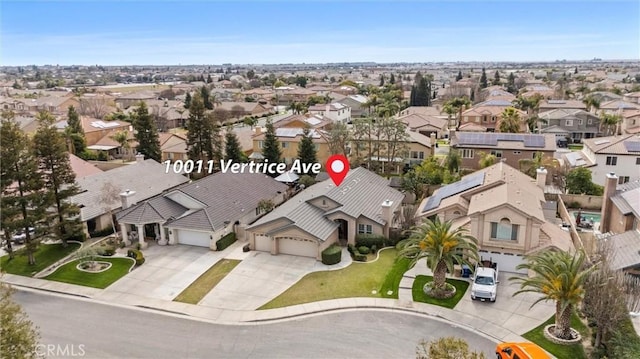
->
[8,282,91,299]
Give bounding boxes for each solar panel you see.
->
[423,172,486,212]
[623,141,640,152]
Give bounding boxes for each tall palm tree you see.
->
[511,250,596,340]
[519,152,557,178]
[444,97,471,129]
[498,107,522,133]
[442,103,457,129]
[363,94,381,116]
[398,217,479,296]
[582,96,600,113]
[599,113,621,136]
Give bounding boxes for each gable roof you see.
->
[452,132,556,151]
[69,153,103,179]
[610,180,640,219]
[398,113,448,131]
[604,230,640,271]
[582,134,640,155]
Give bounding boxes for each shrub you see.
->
[568,201,581,209]
[216,232,237,251]
[321,245,342,265]
[355,234,385,249]
[358,246,370,255]
[347,244,355,255]
[97,245,116,256]
[127,249,145,266]
[97,151,108,161]
[67,232,87,242]
[89,228,114,238]
[371,244,377,253]
[354,253,367,262]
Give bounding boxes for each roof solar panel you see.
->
[423,172,485,212]
[623,141,640,152]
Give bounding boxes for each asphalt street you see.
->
[15,289,497,359]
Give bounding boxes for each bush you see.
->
[66,233,87,242]
[97,151,108,161]
[96,245,116,256]
[127,249,145,266]
[354,253,367,262]
[355,234,385,249]
[371,244,377,253]
[216,232,237,251]
[347,244,355,255]
[89,228,114,238]
[321,245,342,265]
[358,246,370,255]
[567,201,581,209]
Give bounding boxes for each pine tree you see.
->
[206,74,212,83]
[200,86,213,110]
[186,93,215,172]
[1,112,46,265]
[492,70,501,85]
[262,118,281,176]
[184,92,192,108]
[480,68,488,88]
[0,283,40,359]
[224,125,245,162]
[132,102,161,162]
[456,70,463,81]
[507,73,517,94]
[379,74,385,86]
[297,126,317,175]
[33,111,83,247]
[65,105,85,154]
[389,73,396,84]
[210,119,224,169]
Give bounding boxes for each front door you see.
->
[335,219,348,246]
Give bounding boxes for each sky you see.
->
[1,0,639,65]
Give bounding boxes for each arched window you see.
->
[453,211,461,216]
[491,217,519,240]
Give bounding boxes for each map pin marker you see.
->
[326,154,349,186]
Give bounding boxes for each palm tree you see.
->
[442,103,457,129]
[511,250,596,340]
[287,101,306,115]
[362,94,381,116]
[398,217,479,297]
[110,130,130,162]
[444,97,471,129]
[519,152,558,178]
[477,151,497,168]
[599,113,621,136]
[582,96,600,113]
[498,107,522,133]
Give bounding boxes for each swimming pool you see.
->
[571,211,601,223]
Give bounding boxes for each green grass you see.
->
[379,257,411,299]
[568,144,584,151]
[412,275,470,309]
[522,312,588,359]
[174,259,241,304]
[259,248,398,310]
[44,257,135,289]
[0,243,81,277]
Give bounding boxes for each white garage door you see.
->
[177,230,210,247]
[278,237,317,258]
[254,235,272,252]
[479,251,527,274]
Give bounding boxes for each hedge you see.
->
[89,228,115,238]
[355,234,385,249]
[358,246,370,255]
[353,253,367,262]
[127,249,145,266]
[321,245,342,265]
[216,232,237,251]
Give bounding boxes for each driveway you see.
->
[198,249,351,310]
[95,244,230,302]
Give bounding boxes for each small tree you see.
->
[110,130,131,162]
[98,182,121,239]
[566,167,603,195]
[297,126,317,175]
[132,102,161,162]
[479,68,488,89]
[262,119,281,173]
[0,282,40,359]
[257,199,275,213]
[416,337,485,359]
[224,126,246,162]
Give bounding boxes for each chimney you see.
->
[381,200,393,235]
[449,128,456,141]
[600,172,618,233]
[255,126,262,135]
[135,153,145,163]
[120,189,137,209]
[430,133,437,157]
[536,167,548,189]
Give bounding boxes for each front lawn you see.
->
[44,257,135,289]
[0,242,81,277]
[259,248,398,310]
[412,275,469,309]
[522,312,588,359]
[173,259,241,304]
[379,257,411,299]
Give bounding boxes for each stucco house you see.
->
[246,167,404,260]
[574,134,640,186]
[414,162,574,273]
[537,109,601,143]
[116,171,288,249]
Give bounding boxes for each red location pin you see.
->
[326,154,349,186]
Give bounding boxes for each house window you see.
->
[588,119,593,125]
[565,119,574,126]
[490,218,519,241]
[491,116,496,123]
[281,142,289,149]
[411,151,425,159]
[513,151,521,155]
[606,156,617,166]
[483,115,488,123]
[258,141,264,149]
[462,149,474,159]
[618,176,630,184]
[578,119,584,125]
[636,157,640,165]
[490,150,503,158]
[358,224,373,234]
[168,153,174,160]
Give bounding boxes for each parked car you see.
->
[12,227,35,244]
[470,258,499,302]
[496,342,550,358]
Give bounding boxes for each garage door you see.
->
[177,230,210,247]
[278,237,317,258]
[479,251,527,274]
[254,235,272,252]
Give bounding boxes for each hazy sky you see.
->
[2,0,639,65]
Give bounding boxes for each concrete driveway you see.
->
[198,249,351,310]
[95,244,230,302]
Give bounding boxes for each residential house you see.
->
[520,85,555,99]
[116,171,288,249]
[575,134,640,186]
[216,101,272,118]
[333,85,359,96]
[451,131,557,172]
[587,91,622,104]
[414,162,574,273]
[27,95,79,115]
[397,106,443,118]
[241,88,276,102]
[273,113,332,130]
[598,174,640,275]
[159,132,188,163]
[308,103,351,123]
[538,109,601,143]
[459,99,527,132]
[252,126,331,166]
[0,97,28,113]
[275,86,316,104]
[481,86,516,102]
[72,158,189,236]
[334,94,369,117]
[115,91,157,109]
[622,110,640,134]
[623,91,640,105]
[69,153,103,179]
[79,116,131,146]
[598,100,640,116]
[538,100,587,112]
[246,167,404,260]
[398,113,448,138]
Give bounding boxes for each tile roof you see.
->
[69,153,103,179]
[610,180,640,219]
[582,134,640,155]
[605,230,640,271]
[398,113,448,131]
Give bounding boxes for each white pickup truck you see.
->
[470,259,499,302]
